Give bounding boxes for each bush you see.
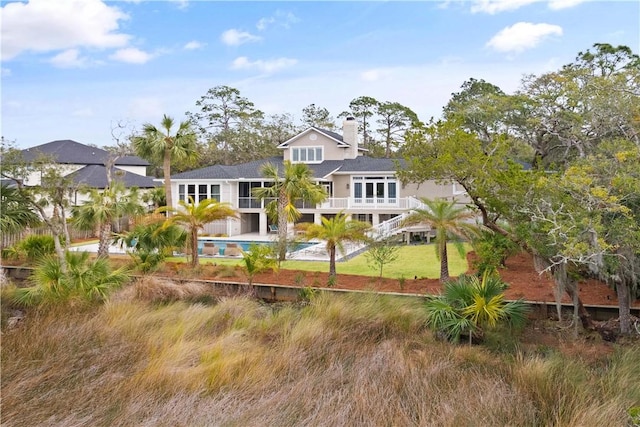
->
[10,234,57,262]
[11,251,130,307]
[471,230,518,275]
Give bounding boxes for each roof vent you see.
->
[346,116,355,121]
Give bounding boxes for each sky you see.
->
[1,0,639,149]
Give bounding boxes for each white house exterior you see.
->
[170,118,466,238]
[14,140,156,214]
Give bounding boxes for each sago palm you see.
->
[157,198,237,268]
[301,211,371,280]
[132,114,198,211]
[253,161,327,261]
[403,198,480,282]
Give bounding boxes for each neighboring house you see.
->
[170,118,467,237]
[15,139,157,212]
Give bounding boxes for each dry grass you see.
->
[2,289,639,427]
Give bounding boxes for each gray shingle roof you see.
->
[66,165,158,189]
[20,140,149,166]
[171,156,405,181]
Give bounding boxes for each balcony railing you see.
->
[237,197,421,211]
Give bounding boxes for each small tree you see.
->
[365,238,400,283]
[240,243,278,289]
[301,212,372,280]
[157,198,237,268]
[403,198,480,283]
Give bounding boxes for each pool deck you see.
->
[69,232,366,262]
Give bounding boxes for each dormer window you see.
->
[292,146,323,163]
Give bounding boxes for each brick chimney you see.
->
[343,116,359,159]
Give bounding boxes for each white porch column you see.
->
[314,213,322,225]
[259,212,268,236]
[372,214,380,227]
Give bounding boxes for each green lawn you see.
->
[169,243,470,279]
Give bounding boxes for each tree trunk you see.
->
[329,246,337,278]
[440,242,450,283]
[564,280,593,330]
[191,228,199,268]
[277,192,288,261]
[97,221,112,258]
[163,148,172,216]
[60,205,71,248]
[616,282,631,335]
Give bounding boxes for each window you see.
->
[210,184,220,201]
[198,184,208,202]
[187,184,196,203]
[291,146,323,163]
[178,184,185,201]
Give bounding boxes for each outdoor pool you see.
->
[197,238,316,255]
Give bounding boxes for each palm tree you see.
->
[403,198,480,283]
[12,251,129,307]
[157,198,237,268]
[300,212,371,280]
[240,243,278,289]
[424,273,528,343]
[0,183,40,237]
[253,161,327,261]
[132,114,198,212]
[72,182,145,258]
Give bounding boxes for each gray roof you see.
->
[66,165,158,189]
[20,140,149,166]
[171,156,405,181]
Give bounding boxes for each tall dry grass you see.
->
[2,284,638,427]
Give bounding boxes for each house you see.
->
[170,118,467,238]
[15,139,157,210]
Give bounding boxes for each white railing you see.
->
[370,196,431,240]
[317,197,416,210]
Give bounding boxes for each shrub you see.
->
[471,230,518,275]
[424,272,528,343]
[11,251,129,307]
[11,234,57,262]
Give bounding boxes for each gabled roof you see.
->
[20,140,149,166]
[277,127,351,148]
[66,165,158,189]
[171,156,404,181]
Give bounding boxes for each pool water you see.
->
[197,238,315,255]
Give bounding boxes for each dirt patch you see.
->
[155,252,638,307]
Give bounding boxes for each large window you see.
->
[291,146,323,163]
[177,183,221,203]
[352,176,398,205]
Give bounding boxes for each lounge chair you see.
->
[202,243,220,256]
[269,224,278,234]
[224,243,242,257]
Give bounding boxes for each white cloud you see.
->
[486,22,563,53]
[471,0,585,13]
[360,69,391,82]
[183,40,206,50]
[109,47,154,64]
[231,56,297,73]
[1,67,12,77]
[220,29,262,46]
[1,0,130,61]
[471,0,538,14]
[49,49,88,68]
[256,11,300,31]
[548,0,585,9]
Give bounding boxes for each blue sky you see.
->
[2,0,638,149]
